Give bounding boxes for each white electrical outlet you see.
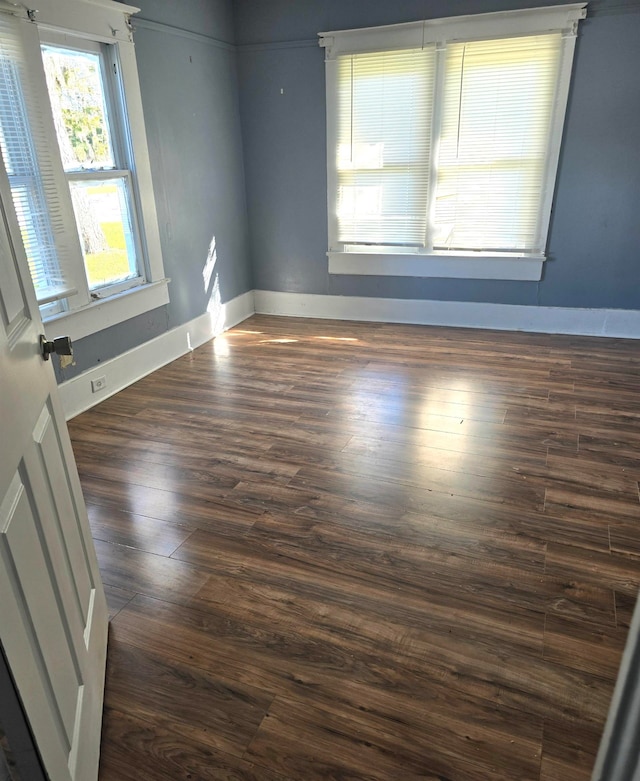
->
[91,375,107,393]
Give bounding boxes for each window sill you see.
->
[327,252,545,281]
[43,278,170,343]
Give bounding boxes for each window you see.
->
[0,13,79,308]
[0,0,167,341]
[42,39,142,295]
[320,4,587,280]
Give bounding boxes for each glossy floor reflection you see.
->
[68,315,640,781]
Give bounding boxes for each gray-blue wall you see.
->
[56,0,640,382]
[235,0,640,310]
[57,0,251,380]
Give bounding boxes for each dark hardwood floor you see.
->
[67,315,640,781]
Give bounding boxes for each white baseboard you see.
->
[59,290,255,419]
[60,288,640,419]
[254,290,640,339]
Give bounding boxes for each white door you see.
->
[0,124,108,778]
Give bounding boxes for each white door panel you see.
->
[0,88,107,781]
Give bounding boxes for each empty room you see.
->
[1,0,640,780]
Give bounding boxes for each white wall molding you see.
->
[254,290,640,339]
[237,39,319,53]
[60,288,640,419]
[133,18,236,52]
[59,290,254,419]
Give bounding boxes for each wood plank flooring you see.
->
[67,315,640,781]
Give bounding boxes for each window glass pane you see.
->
[41,45,115,171]
[336,48,435,246]
[70,177,137,290]
[433,34,562,252]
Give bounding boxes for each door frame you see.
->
[0,643,47,781]
[591,592,640,780]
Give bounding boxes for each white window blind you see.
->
[336,47,435,247]
[434,34,563,253]
[321,5,586,277]
[0,12,78,304]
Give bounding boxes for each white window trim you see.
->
[327,252,545,281]
[319,4,587,281]
[43,278,169,342]
[11,0,168,338]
